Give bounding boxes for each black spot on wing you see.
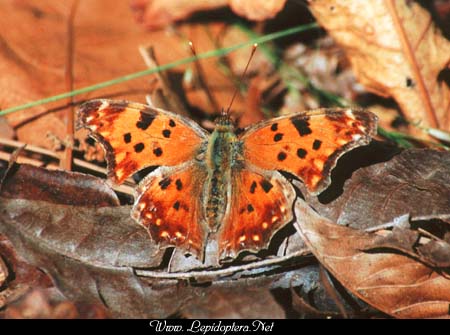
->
[159,177,171,190]
[169,119,176,127]
[274,133,284,142]
[250,181,257,194]
[162,129,171,138]
[260,180,273,193]
[173,201,180,210]
[153,147,163,157]
[247,204,254,213]
[277,152,287,161]
[270,123,278,131]
[123,133,131,143]
[175,179,183,191]
[291,117,312,136]
[297,148,307,158]
[134,143,145,153]
[136,112,155,130]
[312,139,322,150]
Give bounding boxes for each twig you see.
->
[61,0,80,171]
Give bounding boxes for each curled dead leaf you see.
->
[308,0,450,134]
[294,198,450,318]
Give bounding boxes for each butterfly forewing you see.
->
[240,108,377,194]
[78,99,208,184]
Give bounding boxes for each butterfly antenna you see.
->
[224,43,258,116]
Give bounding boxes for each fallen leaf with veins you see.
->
[294,198,450,319]
[308,0,450,135]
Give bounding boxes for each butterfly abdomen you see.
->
[204,124,241,230]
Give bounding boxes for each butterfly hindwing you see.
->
[132,161,208,257]
[240,108,377,194]
[218,167,296,258]
[78,99,208,184]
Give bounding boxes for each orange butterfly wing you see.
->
[219,168,296,258]
[240,108,377,194]
[78,99,208,184]
[132,162,207,257]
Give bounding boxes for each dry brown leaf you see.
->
[0,253,7,287]
[229,0,287,21]
[308,0,450,134]
[0,0,159,148]
[294,199,450,319]
[0,235,51,311]
[130,0,286,30]
[301,147,450,231]
[0,0,266,155]
[2,288,108,319]
[0,162,313,318]
[182,286,284,318]
[130,0,228,30]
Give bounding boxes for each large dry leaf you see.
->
[308,0,450,133]
[294,199,450,319]
[0,0,258,150]
[0,163,315,318]
[0,196,316,318]
[301,147,450,230]
[0,0,154,148]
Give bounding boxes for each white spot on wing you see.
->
[98,100,109,112]
[352,134,362,141]
[345,109,355,119]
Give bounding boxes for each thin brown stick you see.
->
[139,45,190,116]
[0,138,135,195]
[61,0,79,171]
[319,265,349,319]
[188,41,221,113]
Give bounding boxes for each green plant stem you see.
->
[0,23,318,117]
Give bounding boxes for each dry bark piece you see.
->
[308,0,450,134]
[294,198,450,319]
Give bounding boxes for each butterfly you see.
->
[78,99,377,261]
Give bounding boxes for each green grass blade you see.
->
[0,23,318,117]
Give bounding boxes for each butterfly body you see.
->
[78,99,377,261]
[204,116,241,231]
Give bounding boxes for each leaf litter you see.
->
[0,0,450,319]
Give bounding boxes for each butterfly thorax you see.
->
[204,117,242,230]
